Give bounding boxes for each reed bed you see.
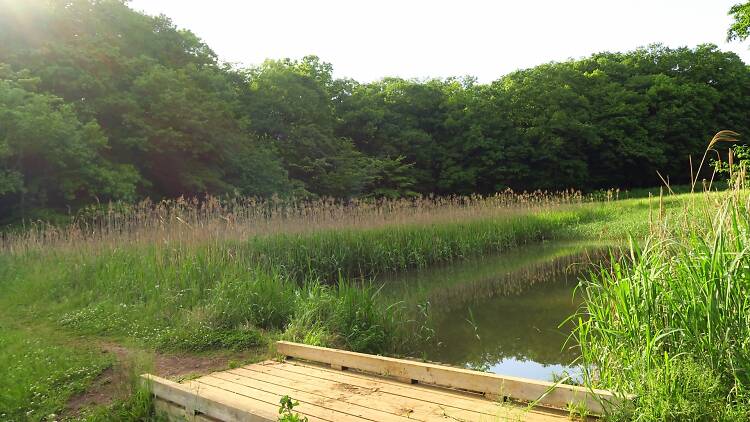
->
[1,189,592,254]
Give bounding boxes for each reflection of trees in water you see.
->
[421,249,611,368]
[426,249,610,312]
[382,243,604,305]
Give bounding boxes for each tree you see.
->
[0,76,138,220]
[0,0,294,215]
[241,56,374,197]
[728,2,750,42]
[335,78,449,194]
[2,0,750,221]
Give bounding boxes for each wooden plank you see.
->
[259,361,501,414]
[230,364,563,422]
[277,341,625,414]
[227,366,465,421]
[153,398,220,422]
[195,374,394,422]
[275,361,496,408]
[227,366,445,420]
[141,374,296,422]
[281,361,498,403]
[268,361,568,421]
[153,397,188,421]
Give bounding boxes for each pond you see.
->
[378,242,612,382]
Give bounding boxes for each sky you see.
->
[129,0,750,83]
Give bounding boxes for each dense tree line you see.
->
[1,0,749,221]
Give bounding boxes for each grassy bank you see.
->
[0,323,111,421]
[0,193,682,419]
[577,189,750,420]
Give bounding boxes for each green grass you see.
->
[0,322,111,421]
[576,191,750,420]
[80,390,161,422]
[620,184,693,199]
[242,208,584,281]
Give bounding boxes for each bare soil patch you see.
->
[65,342,265,416]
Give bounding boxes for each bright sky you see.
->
[129,0,750,82]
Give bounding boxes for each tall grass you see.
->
[0,189,593,254]
[243,211,582,281]
[575,137,750,420]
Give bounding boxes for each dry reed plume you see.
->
[1,189,597,254]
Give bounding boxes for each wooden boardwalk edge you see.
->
[141,374,276,421]
[276,341,630,415]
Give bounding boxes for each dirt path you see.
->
[65,341,266,416]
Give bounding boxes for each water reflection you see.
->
[379,242,611,381]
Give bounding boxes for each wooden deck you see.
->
[143,342,628,421]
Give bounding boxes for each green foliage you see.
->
[335,45,750,194]
[576,194,750,420]
[2,0,750,221]
[244,211,579,282]
[156,326,264,353]
[208,268,298,330]
[278,395,307,422]
[241,56,375,197]
[282,281,415,354]
[0,0,294,221]
[0,76,139,218]
[363,156,419,199]
[629,359,740,422]
[728,2,750,42]
[713,144,750,187]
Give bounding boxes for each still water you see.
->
[379,242,611,382]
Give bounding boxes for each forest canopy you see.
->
[1,0,749,221]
